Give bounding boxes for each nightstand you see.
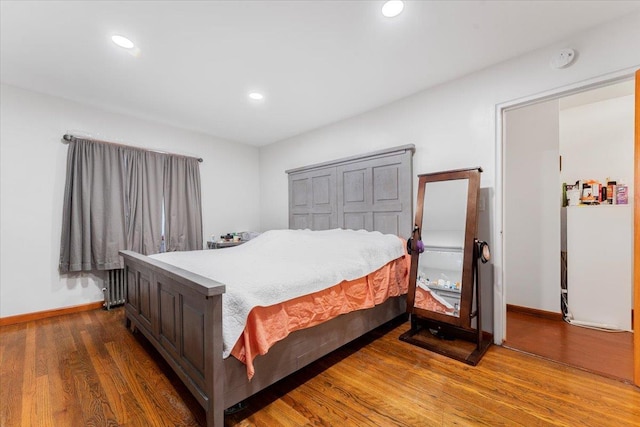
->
[207,240,246,249]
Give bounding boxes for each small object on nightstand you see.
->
[209,239,245,249]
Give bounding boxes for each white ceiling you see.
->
[1,1,639,147]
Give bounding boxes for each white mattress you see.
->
[150,228,405,357]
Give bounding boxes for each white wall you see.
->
[0,84,261,317]
[504,100,560,312]
[560,94,635,194]
[258,13,640,341]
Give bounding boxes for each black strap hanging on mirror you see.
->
[407,224,424,255]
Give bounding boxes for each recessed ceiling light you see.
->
[382,1,404,18]
[111,35,135,49]
[248,92,264,101]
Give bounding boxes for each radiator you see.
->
[103,268,126,310]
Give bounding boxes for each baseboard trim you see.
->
[0,301,104,326]
[506,304,563,321]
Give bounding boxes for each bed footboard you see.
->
[120,250,226,427]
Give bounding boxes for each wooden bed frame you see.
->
[121,145,415,427]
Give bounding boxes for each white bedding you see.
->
[150,228,405,357]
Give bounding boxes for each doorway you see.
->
[501,77,636,383]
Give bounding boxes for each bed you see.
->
[120,144,415,427]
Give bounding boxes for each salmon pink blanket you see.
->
[231,253,410,379]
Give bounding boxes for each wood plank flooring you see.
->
[505,310,634,382]
[1,308,638,426]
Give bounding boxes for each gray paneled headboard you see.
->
[286,144,415,238]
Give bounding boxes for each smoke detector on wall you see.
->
[550,48,577,69]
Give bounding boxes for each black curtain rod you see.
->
[62,134,204,163]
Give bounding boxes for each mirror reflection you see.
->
[413,179,468,317]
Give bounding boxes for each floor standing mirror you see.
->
[399,167,492,365]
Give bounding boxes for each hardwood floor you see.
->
[505,310,634,382]
[1,308,639,426]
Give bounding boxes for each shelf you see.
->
[566,204,630,208]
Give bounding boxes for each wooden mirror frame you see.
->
[405,167,482,330]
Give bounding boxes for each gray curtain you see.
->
[59,138,203,272]
[164,156,203,252]
[125,150,165,255]
[59,139,127,272]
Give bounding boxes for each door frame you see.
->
[494,66,639,386]
[633,69,639,386]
